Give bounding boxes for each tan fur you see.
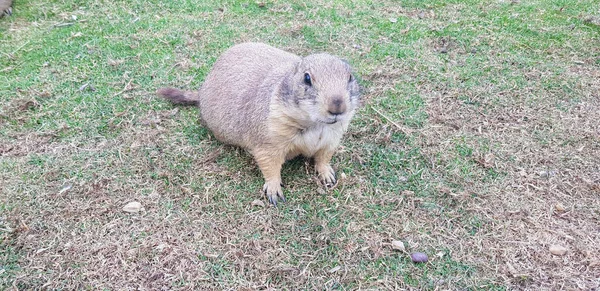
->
[0,0,12,17]
[157,42,360,205]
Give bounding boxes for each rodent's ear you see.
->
[340,58,353,70]
[348,71,363,106]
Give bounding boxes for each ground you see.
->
[1,0,599,290]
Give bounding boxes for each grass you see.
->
[2,0,600,289]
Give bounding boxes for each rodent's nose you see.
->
[327,97,347,116]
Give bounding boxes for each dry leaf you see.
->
[391,240,405,251]
[123,201,143,213]
[251,199,265,207]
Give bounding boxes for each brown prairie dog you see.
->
[157,42,361,205]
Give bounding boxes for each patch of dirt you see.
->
[415,62,600,289]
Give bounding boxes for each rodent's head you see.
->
[280,53,361,125]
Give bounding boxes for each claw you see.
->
[264,180,283,206]
[324,177,337,188]
[269,196,277,207]
[280,194,286,203]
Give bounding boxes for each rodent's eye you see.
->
[348,74,354,83]
[304,73,312,86]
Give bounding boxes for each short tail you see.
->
[156,87,199,106]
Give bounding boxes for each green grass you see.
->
[2,0,600,289]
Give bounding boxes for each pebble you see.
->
[549,245,567,256]
[410,252,428,263]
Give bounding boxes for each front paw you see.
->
[263,180,285,206]
[316,164,336,187]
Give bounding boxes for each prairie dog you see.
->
[0,0,12,17]
[157,43,360,205]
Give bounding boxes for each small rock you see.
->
[539,170,557,178]
[398,176,408,183]
[389,17,397,23]
[410,252,428,263]
[555,203,565,212]
[123,201,143,213]
[391,240,405,251]
[251,199,265,207]
[549,245,567,256]
[340,172,347,180]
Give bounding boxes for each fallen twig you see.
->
[113,79,134,97]
[370,106,413,135]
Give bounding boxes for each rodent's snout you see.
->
[327,97,347,116]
